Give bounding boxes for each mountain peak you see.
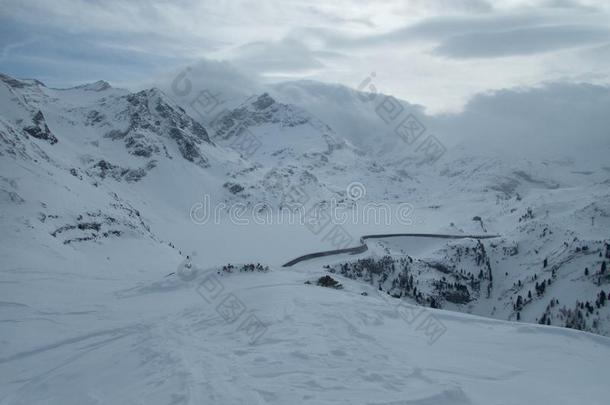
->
[72,80,112,92]
[251,93,275,110]
[0,73,46,89]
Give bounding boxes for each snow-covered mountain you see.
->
[2,71,610,331]
[0,72,248,248]
[2,71,610,404]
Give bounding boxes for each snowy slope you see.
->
[1,243,609,405]
[2,71,610,403]
[205,90,423,206]
[0,72,253,247]
[319,186,610,336]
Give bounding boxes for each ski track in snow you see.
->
[2,261,610,404]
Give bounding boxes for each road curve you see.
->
[282,233,500,267]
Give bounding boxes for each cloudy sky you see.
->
[1,0,609,112]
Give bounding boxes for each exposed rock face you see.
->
[23,110,58,144]
[0,73,45,89]
[78,80,111,92]
[252,93,275,110]
[48,200,153,245]
[212,93,310,140]
[87,159,157,183]
[104,89,212,167]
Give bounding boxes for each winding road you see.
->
[282,233,500,267]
